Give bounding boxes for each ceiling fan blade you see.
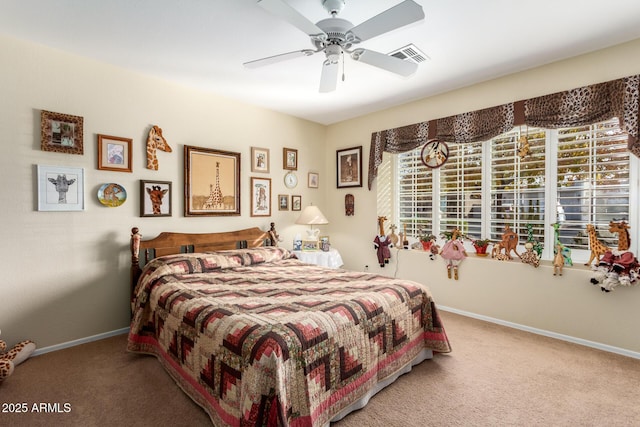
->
[351,48,418,77]
[258,0,326,37]
[319,60,339,93]
[348,0,425,42]
[244,49,316,69]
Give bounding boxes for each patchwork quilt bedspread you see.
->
[128,247,451,426]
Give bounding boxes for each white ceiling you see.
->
[2,0,640,125]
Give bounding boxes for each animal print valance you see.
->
[368,74,640,190]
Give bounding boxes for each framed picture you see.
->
[40,110,84,155]
[308,172,319,188]
[140,180,172,217]
[98,134,132,172]
[336,146,363,188]
[291,195,302,211]
[283,147,298,170]
[302,240,319,251]
[278,194,289,211]
[251,147,270,173]
[293,239,302,251]
[250,177,271,217]
[320,236,331,252]
[184,145,240,216]
[37,165,84,211]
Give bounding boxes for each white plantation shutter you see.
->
[490,127,546,245]
[556,118,630,249]
[397,148,433,238]
[439,141,483,237]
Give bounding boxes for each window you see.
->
[490,127,546,246]
[387,118,637,261]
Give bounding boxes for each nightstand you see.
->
[292,248,344,269]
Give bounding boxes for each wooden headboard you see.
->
[130,222,278,299]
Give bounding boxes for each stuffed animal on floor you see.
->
[0,330,36,383]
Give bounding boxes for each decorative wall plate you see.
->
[420,139,449,168]
[284,171,298,188]
[97,183,127,207]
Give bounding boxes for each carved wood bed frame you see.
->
[129,223,278,300]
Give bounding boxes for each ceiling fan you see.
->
[244,0,425,92]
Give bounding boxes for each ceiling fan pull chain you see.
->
[342,50,346,82]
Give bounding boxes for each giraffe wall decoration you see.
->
[146,186,168,215]
[48,174,76,203]
[146,125,172,170]
[202,162,224,210]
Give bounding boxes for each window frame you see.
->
[389,119,638,262]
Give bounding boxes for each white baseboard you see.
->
[32,327,130,357]
[32,309,640,361]
[439,305,640,360]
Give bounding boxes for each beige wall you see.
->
[324,38,640,355]
[0,35,326,349]
[4,32,640,356]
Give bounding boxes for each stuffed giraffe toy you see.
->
[609,221,630,251]
[0,330,36,382]
[585,224,610,266]
[551,223,573,270]
[146,125,172,170]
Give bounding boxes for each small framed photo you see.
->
[283,147,298,170]
[278,194,289,211]
[41,110,84,155]
[37,165,84,211]
[291,195,302,211]
[302,240,319,251]
[293,239,302,251]
[184,145,240,216]
[308,172,319,188]
[251,147,270,173]
[336,146,363,188]
[320,236,331,252]
[251,177,271,217]
[98,134,132,172]
[141,180,172,217]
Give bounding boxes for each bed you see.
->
[127,224,451,426]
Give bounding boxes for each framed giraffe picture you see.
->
[184,145,241,216]
[140,180,172,217]
[36,165,85,211]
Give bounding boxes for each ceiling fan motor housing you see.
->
[322,0,346,16]
[314,17,357,50]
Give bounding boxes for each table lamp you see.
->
[295,205,328,240]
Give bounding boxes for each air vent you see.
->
[388,44,429,64]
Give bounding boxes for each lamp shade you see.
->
[295,205,329,225]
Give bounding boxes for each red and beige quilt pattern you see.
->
[128,247,451,426]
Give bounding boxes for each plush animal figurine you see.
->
[374,216,392,267]
[0,330,36,382]
[440,228,467,280]
[585,224,610,266]
[520,242,540,268]
[491,225,520,260]
[551,223,573,267]
[553,244,565,276]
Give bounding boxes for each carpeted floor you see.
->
[2,311,639,426]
